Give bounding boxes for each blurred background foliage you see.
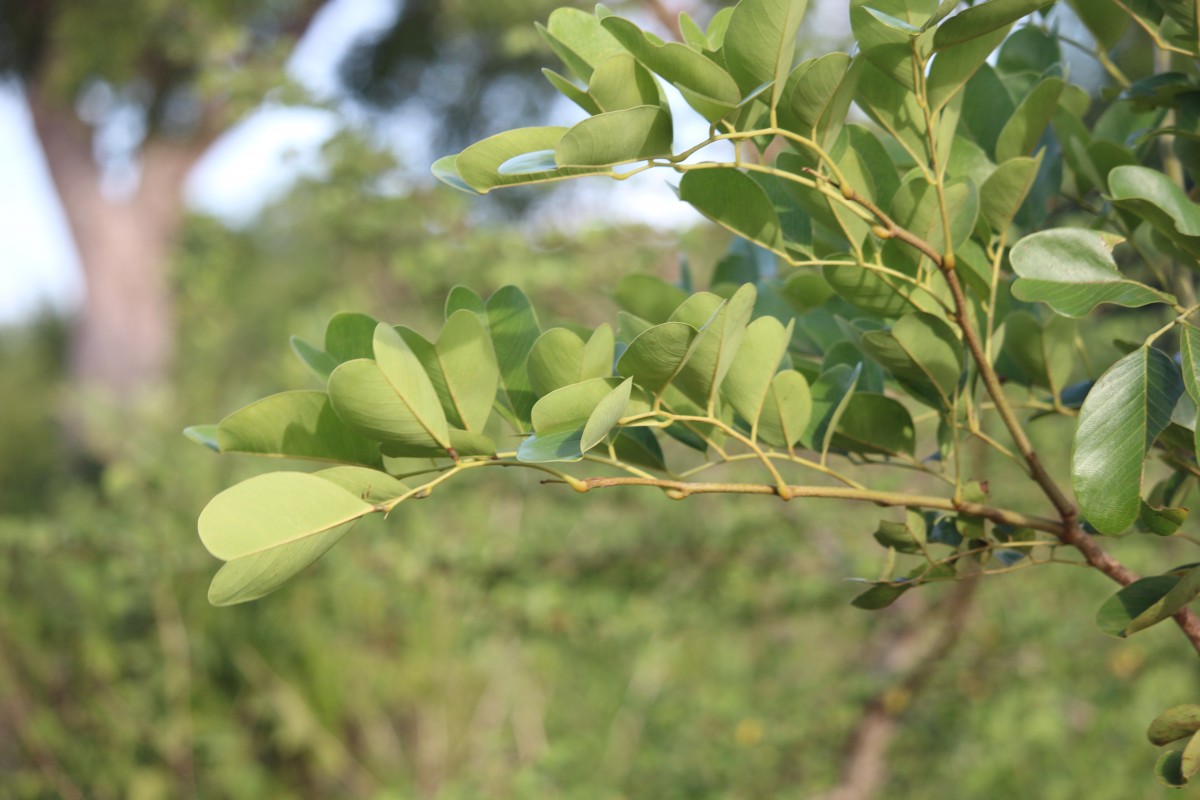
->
[2,0,1200,798]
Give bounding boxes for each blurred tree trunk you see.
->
[28,93,203,400]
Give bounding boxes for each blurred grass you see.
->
[2,147,1199,798]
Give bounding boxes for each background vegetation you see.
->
[1,1,1198,797]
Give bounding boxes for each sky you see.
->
[3,0,1075,326]
[0,0,721,325]
[0,0,396,324]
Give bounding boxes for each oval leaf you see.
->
[1073,347,1183,535]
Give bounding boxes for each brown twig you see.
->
[835,188,1200,656]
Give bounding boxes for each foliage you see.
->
[189,0,1200,789]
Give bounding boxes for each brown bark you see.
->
[27,93,204,400]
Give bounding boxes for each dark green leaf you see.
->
[1074,348,1184,534]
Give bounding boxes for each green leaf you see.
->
[850,0,935,89]
[431,155,480,195]
[1096,575,1182,638]
[437,309,500,433]
[374,323,451,451]
[722,316,794,428]
[678,11,710,49]
[804,363,861,454]
[199,472,375,562]
[980,153,1042,232]
[861,313,963,409]
[926,25,1009,110]
[183,424,219,452]
[290,336,339,382]
[581,377,634,451]
[1181,324,1200,456]
[960,63,1015,158]
[445,285,486,320]
[327,360,449,457]
[601,15,741,121]
[529,328,587,397]
[520,377,631,462]
[614,426,667,471]
[538,7,626,82]
[1184,731,1200,782]
[216,390,383,467]
[1109,165,1200,258]
[487,285,542,431]
[542,68,602,114]
[679,169,785,253]
[1124,566,1200,636]
[498,150,559,175]
[822,263,913,319]
[1066,0,1128,49]
[757,370,812,448]
[588,53,662,112]
[777,53,859,147]
[1000,311,1074,394]
[1010,229,1175,318]
[832,393,916,456]
[1156,749,1189,788]
[933,0,1048,50]
[617,321,699,397]
[315,466,409,504]
[1150,705,1200,746]
[671,284,757,408]
[615,274,689,323]
[1073,347,1184,535]
[455,127,604,193]
[851,582,911,609]
[555,106,673,167]
[1139,499,1189,536]
[723,0,809,107]
[995,77,1063,162]
[873,511,926,553]
[325,312,379,363]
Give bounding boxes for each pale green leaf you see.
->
[290,336,338,382]
[721,316,793,427]
[556,105,673,167]
[588,53,662,112]
[199,472,375,562]
[757,370,812,448]
[671,284,757,408]
[617,321,700,397]
[601,15,742,121]
[529,328,587,397]
[1109,165,1200,258]
[437,309,500,433]
[374,323,451,450]
[1010,229,1175,317]
[327,360,449,456]
[723,0,809,107]
[216,390,383,467]
[933,0,1047,50]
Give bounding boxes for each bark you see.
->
[27,93,201,400]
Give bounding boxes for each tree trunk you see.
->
[27,93,200,402]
